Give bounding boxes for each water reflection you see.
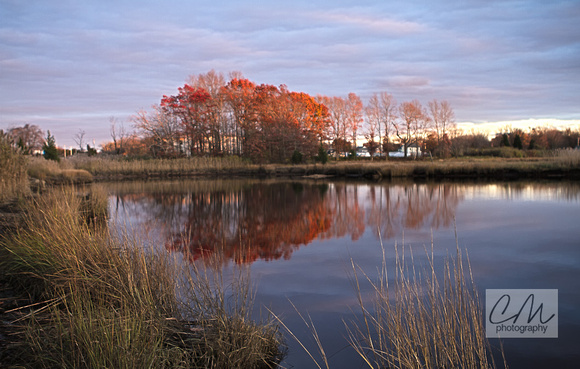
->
[107,179,485,264]
[105,179,580,369]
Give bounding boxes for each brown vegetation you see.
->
[0,187,284,368]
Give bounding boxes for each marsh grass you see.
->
[276,235,505,369]
[177,261,285,368]
[27,151,578,182]
[555,148,580,166]
[0,186,283,368]
[0,131,28,201]
[27,156,93,184]
[67,155,252,177]
[345,237,505,369]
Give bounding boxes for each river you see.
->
[104,179,580,369]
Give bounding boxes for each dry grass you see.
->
[67,155,252,177]
[345,236,505,369]
[554,148,580,166]
[29,151,578,181]
[27,155,93,184]
[0,187,283,368]
[0,132,29,201]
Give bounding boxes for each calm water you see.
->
[105,179,580,369]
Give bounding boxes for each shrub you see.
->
[291,149,303,164]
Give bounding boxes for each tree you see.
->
[513,133,523,150]
[428,100,455,144]
[7,124,44,154]
[133,106,183,157]
[501,133,510,147]
[315,144,329,164]
[42,130,59,161]
[366,92,397,158]
[73,129,86,152]
[110,117,129,154]
[187,70,228,154]
[221,78,257,156]
[345,93,363,148]
[428,99,455,157]
[395,100,429,157]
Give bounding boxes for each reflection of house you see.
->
[388,143,422,158]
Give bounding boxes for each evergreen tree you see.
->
[501,133,510,147]
[316,144,328,164]
[513,134,523,150]
[42,130,60,162]
[291,149,303,164]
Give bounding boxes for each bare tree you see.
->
[8,124,44,153]
[366,92,397,157]
[110,116,128,154]
[345,93,363,150]
[133,106,182,156]
[73,129,86,152]
[428,99,456,144]
[396,100,429,157]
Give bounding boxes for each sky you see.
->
[1,0,579,148]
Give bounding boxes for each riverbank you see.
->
[28,150,580,183]
[0,187,283,368]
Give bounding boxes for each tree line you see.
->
[3,70,579,163]
[130,70,459,162]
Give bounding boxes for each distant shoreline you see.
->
[25,153,580,185]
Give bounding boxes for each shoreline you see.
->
[80,158,580,183]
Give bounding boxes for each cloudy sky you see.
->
[1,0,579,147]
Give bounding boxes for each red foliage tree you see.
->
[160,84,212,155]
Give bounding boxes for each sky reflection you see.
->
[106,179,580,369]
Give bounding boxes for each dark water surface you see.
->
[105,179,580,369]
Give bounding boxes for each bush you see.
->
[291,149,303,164]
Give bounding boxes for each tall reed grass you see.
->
[0,131,28,201]
[67,155,251,177]
[0,187,283,368]
[27,155,93,184]
[346,238,505,369]
[276,236,506,369]
[555,148,580,167]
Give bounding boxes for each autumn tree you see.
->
[187,70,227,154]
[161,84,213,155]
[222,78,257,156]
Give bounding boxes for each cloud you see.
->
[0,0,578,146]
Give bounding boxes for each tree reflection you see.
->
[162,182,334,264]
[109,181,464,265]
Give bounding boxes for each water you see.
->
[105,179,580,368]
